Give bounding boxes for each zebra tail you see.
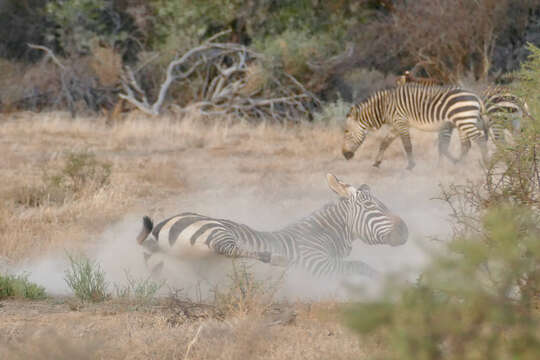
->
[136,216,154,245]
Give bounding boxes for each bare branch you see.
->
[120,40,316,120]
[28,44,66,70]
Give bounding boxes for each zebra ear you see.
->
[327,173,356,198]
[359,184,371,195]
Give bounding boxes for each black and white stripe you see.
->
[342,83,488,169]
[136,174,408,278]
[438,86,528,155]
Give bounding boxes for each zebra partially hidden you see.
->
[136,174,408,278]
[342,83,489,169]
[394,73,529,159]
[438,86,529,160]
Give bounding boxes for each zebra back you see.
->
[349,83,483,130]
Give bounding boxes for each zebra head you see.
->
[342,105,368,160]
[327,174,408,247]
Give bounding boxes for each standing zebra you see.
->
[342,83,488,169]
[394,74,528,159]
[136,173,408,278]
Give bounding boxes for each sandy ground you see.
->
[0,111,487,359]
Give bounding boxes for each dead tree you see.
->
[119,34,319,121]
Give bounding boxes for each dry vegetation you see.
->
[0,109,484,359]
[0,110,342,262]
[0,299,386,360]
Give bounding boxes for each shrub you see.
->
[212,261,283,317]
[64,253,109,302]
[254,29,342,90]
[46,151,112,198]
[45,0,137,57]
[0,273,46,300]
[313,97,351,126]
[10,151,112,208]
[346,207,540,360]
[114,270,165,305]
[351,0,537,81]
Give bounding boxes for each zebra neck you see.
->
[361,90,390,129]
[266,200,352,249]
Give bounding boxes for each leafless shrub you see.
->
[438,141,540,239]
[211,261,285,318]
[21,44,122,116]
[120,33,319,121]
[354,0,536,82]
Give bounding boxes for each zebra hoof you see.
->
[406,162,416,170]
[270,254,289,267]
[372,161,381,168]
[150,261,164,278]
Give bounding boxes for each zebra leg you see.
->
[340,260,380,279]
[473,135,489,165]
[397,126,415,170]
[438,122,458,164]
[211,236,287,266]
[141,238,164,277]
[373,128,399,167]
[490,124,506,144]
[457,132,472,161]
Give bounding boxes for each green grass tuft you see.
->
[64,253,109,302]
[0,273,46,300]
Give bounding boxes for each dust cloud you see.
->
[15,130,486,301]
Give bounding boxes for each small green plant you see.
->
[10,151,112,208]
[47,151,111,195]
[64,253,109,302]
[0,273,46,300]
[114,270,165,305]
[313,97,351,125]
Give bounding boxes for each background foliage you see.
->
[1,0,540,115]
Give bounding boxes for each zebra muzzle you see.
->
[342,150,354,160]
[387,216,409,246]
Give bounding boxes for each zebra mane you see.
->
[356,83,459,111]
[281,199,348,232]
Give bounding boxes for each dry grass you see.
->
[0,110,484,261]
[0,110,488,359]
[0,110,346,261]
[0,299,384,360]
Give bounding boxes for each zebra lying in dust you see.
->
[136,173,408,278]
[342,83,488,169]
